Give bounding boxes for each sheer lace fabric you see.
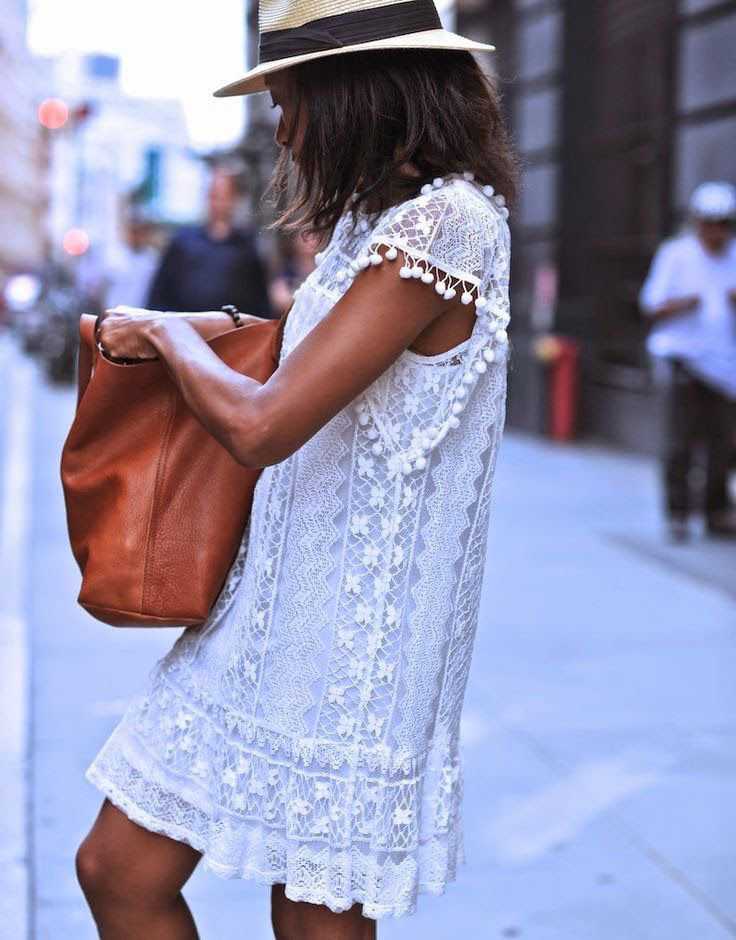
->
[87,177,510,919]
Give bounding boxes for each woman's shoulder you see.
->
[376,175,508,231]
[364,175,510,288]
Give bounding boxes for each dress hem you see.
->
[86,765,460,920]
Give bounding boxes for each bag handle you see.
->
[76,306,291,408]
[76,314,98,408]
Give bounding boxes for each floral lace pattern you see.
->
[87,176,510,919]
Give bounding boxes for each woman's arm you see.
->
[105,306,266,346]
[98,255,461,469]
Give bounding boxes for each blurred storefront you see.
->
[0,0,47,278]
[458,0,736,451]
[44,52,207,279]
[235,0,278,227]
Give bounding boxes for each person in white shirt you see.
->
[105,207,159,310]
[640,182,736,541]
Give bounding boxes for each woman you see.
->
[76,2,516,937]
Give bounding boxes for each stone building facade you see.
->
[0,0,46,278]
[458,0,736,450]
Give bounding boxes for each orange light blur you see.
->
[63,228,90,256]
[38,98,70,130]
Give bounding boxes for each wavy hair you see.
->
[269,49,518,236]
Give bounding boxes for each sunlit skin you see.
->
[650,218,736,323]
[80,68,483,940]
[269,73,307,159]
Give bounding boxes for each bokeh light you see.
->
[37,97,69,130]
[62,227,90,256]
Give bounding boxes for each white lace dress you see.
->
[87,174,511,919]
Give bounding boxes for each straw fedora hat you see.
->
[214,0,496,97]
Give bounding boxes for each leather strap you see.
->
[76,308,291,409]
[77,314,98,408]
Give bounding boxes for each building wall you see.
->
[46,53,201,277]
[458,0,736,451]
[676,0,736,208]
[0,0,46,276]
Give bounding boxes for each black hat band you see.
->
[259,0,442,64]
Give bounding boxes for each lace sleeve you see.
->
[347,178,511,474]
[366,178,506,307]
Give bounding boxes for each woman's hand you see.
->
[97,306,163,360]
[142,251,465,468]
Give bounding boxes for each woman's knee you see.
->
[76,799,201,910]
[75,834,117,904]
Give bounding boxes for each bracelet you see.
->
[221,304,245,328]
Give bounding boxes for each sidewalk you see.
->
[6,349,736,939]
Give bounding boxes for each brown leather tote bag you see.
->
[61,313,285,628]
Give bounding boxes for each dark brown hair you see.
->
[269,49,518,236]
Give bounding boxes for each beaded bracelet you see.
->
[221,304,245,328]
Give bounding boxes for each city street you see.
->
[1,330,735,940]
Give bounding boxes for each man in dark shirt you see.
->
[147,169,273,318]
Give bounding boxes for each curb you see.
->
[0,337,33,938]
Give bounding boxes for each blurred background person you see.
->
[105,199,159,309]
[146,167,273,318]
[640,182,736,542]
[268,230,320,316]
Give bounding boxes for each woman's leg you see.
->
[76,798,202,940]
[271,884,377,940]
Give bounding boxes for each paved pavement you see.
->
[1,332,735,939]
